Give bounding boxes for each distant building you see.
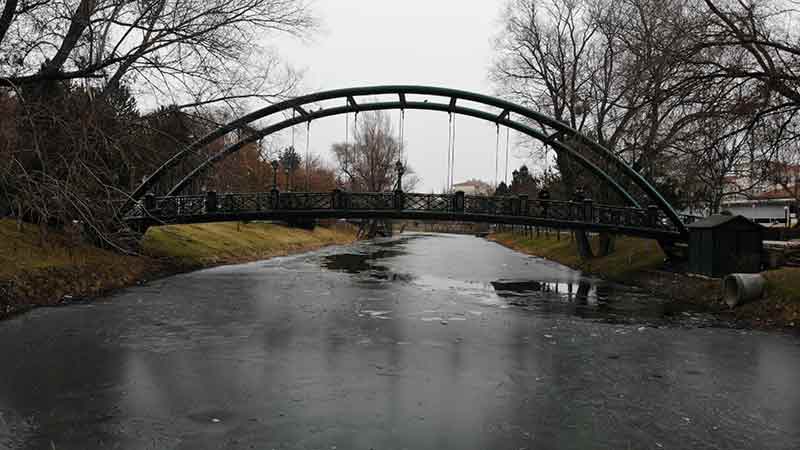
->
[719,162,799,224]
[452,180,494,196]
[722,185,798,225]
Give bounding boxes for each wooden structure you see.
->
[687,215,763,277]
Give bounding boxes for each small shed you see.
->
[687,215,763,278]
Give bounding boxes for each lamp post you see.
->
[284,167,291,192]
[395,160,405,192]
[270,160,279,190]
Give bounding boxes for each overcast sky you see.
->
[270,0,530,192]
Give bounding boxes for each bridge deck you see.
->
[125,191,693,242]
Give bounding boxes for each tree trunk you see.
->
[555,147,596,259]
[42,0,97,74]
[0,0,17,46]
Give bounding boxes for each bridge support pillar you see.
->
[205,191,218,213]
[453,191,465,213]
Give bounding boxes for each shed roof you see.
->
[687,214,762,230]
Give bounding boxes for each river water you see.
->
[0,233,799,449]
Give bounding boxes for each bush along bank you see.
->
[489,230,800,329]
[0,220,357,319]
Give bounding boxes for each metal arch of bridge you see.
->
[129,85,687,237]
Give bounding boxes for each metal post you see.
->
[583,198,594,222]
[205,191,218,213]
[572,188,584,220]
[454,191,465,212]
[271,160,279,190]
[332,188,342,209]
[342,191,350,210]
[511,196,521,216]
[393,190,405,210]
[395,160,405,193]
[271,187,280,210]
[538,189,550,218]
[647,205,659,227]
[519,195,529,216]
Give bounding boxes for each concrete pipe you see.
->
[722,274,766,308]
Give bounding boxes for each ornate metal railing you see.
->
[219,192,272,212]
[148,195,206,218]
[278,192,332,210]
[126,190,695,237]
[405,193,454,212]
[348,192,394,210]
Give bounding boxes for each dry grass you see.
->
[763,267,800,303]
[742,267,800,325]
[0,219,152,313]
[490,232,665,280]
[0,219,141,279]
[142,221,357,265]
[1,219,356,318]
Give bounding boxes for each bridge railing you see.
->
[278,192,333,210]
[144,195,206,218]
[219,192,273,212]
[347,192,394,210]
[405,193,456,212]
[126,190,693,235]
[464,195,513,215]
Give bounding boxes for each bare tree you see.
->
[492,0,637,257]
[0,0,316,109]
[689,0,800,215]
[0,0,316,249]
[490,0,782,254]
[331,110,419,193]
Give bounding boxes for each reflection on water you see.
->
[490,278,666,322]
[492,279,604,298]
[323,235,667,323]
[492,279,603,305]
[322,236,416,283]
[322,252,391,274]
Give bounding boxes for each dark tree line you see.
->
[0,0,316,248]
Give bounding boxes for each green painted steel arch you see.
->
[129,85,687,236]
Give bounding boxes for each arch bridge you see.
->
[125,86,696,242]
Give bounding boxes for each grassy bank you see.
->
[490,231,800,327]
[490,231,666,279]
[142,222,356,266]
[0,220,356,318]
[0,219,154,316]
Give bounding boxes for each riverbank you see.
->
[0,219,356,319]
[490,231,800,328]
